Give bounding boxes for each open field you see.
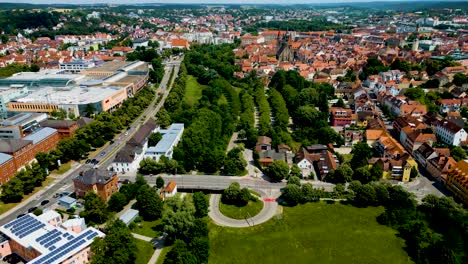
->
[134,239,155,264]
[132,219,162,238]
[209,202,412,264]
[184,75,204,106]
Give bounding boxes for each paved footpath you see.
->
[209,189,281,228]
[132,233,166,264]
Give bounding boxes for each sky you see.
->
[0,0,457,5]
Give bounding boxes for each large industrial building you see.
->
[0,61,149,118]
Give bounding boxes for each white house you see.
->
[111,120,158,173]
[145,123,184,161]
[435,121,467,146]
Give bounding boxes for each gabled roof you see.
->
[75,169,116,186]
[0,139,32,153]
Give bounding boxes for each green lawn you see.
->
[209,202,412,264]
[134,239,155,264]
[219,199,264,220]
[50,162,72,175]
[132,219,163,238]
[184,75,204,106]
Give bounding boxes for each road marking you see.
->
[263,198,276,202]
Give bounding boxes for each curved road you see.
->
[209,189,280,228]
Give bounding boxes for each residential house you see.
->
[446,160,468,205]
[255,136,272,152]
[73,169,119,201]
[295,145,339,180]
[435,120,467,146]
[111,119,158,173]
[369,155,417,182]
[161,181,177,199]
[329,107,355,127]
[426,155,457,183]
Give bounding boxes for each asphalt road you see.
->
[0,59,183,225]
[209,189,280,228]
[119,174,336,191]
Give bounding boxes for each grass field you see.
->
[218,198,264,220]
[209,202,412,264]
[50,162,72,175]
[134,239,155,264]
[184,75,204,106]
[0,177,55,215]
[132,219,163,238]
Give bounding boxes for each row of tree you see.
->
[0,63,40,77]
[0,162,47,203]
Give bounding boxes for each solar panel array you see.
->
[5,215,46,239]
[32,229,100,264]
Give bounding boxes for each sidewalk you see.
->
[132,233,167,264]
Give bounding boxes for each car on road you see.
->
[124,132,129,136]
[28,207,37,213]
[40,200,49,206]
[100,152,106,156]
[85,159,91,164]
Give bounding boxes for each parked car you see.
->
[16,214,25,218]
[85,159,91,164]
[53,193,61,198]
[28,207,37,213]
[40,200,49,206]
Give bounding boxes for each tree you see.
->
[107,192,128,212]
[452,73,467,87]
[350,142,373,170]
[193,192,208,218]
[326,164,353,184]
[450,146,466,161]
[405,87,425,100]
[266,160,289,182]
[80,192,109,225]
[90,220,137,264]
[84,103,97,117]
[148,132,163,147]
[136,185,164,221]
[156,176,165,189]
[164,240,197,264]
[370,165,384,181]
[353,166,372,184]
[0,177,24,203]
[289,164,302,179]
[288,176,301,186]
[335,98,345,108]
[282,184,303,205]
[410,167,418,179]
[33,208,43,216]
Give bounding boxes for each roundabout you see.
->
[208,189,280,228]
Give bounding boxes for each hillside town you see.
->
[0,2,466,264]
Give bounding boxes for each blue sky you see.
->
[0,0,456,4]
